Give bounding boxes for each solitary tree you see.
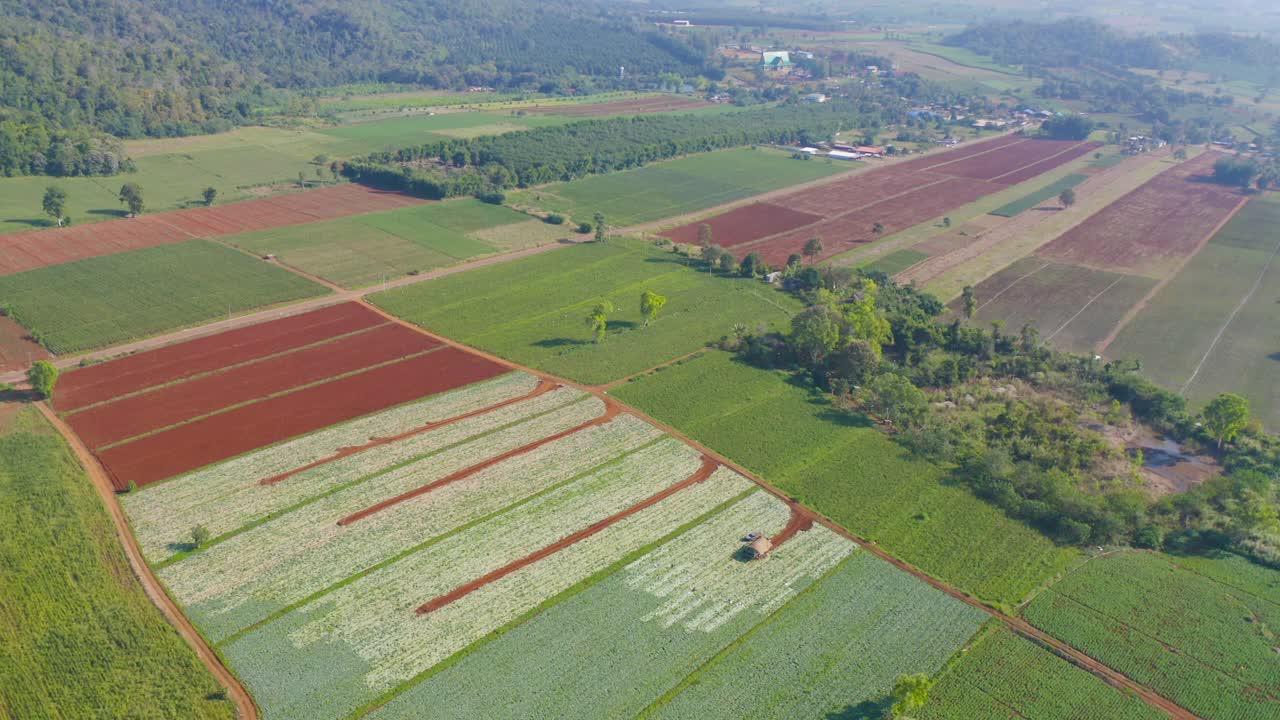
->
[297,171,306,188]
[190,525,212,548]
[872,222,885,235]
[1173,147,1188,161]
[27,360,60,400]
[42,186,68,227]
[802,236,824,264]
[118,182,144,216]
[1059,188,1077,208]
[584,300,613,344]
[696,223,714,250]
[961,285,977,319]
[702,244,723,271]
[887,673,933,718]
[202,187,218,206]
[1202,393,1251,449]
[639,290,667,327]
[718,252,736,274]
[942,216,952,228]
[593,212,607,242]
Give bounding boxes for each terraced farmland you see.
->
[1023,552,1280,720]
[612,350,1079,606]
[371,239,803,385]
[0,240,328,354]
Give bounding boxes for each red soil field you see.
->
[0,184,426,276]
[744,178,997,266]
[928,140,1092,182]
[993,142,1102,184]
[526,96,712,117]
[659,203,822,246]
[889,134,1030,174]
[95,347,509,490]
[1035,153,1245,275]
[777,169,952,219]
[68,324,440,449]
[55,303,384,412]
[0,316,50,373]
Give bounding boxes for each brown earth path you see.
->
[35,402,259,720]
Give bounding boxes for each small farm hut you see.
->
[747,536,773,560]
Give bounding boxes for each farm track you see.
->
[35,403,260,720]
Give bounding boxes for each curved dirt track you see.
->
[36,403,259,720]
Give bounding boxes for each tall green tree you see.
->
[803,236,824,264]
[584,300,613,344]
[639,290,667,327]
[118,182,144,216]
[1059,187,1076,207]
[1202,393,1251,448]
[27,361,60,400]
[888,673,933,718]
[961,285,977,319]
[593,212,607,242]
[789,305,843,366]
[202,187,218,206]
[42,186,68,227]
[697,223,713,249]
[872,222,885,235]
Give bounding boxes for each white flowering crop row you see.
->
[624,491,854,634]
[127,379,577,562]
[224,463,754,720]
[166,408,659,642]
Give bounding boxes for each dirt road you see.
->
[37,403,259,720]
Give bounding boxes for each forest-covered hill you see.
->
[0,0,714,175]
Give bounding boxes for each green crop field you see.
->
[1106,195,1280,428]
[920,626,1165,720]
[226,199,538,288]
[0,239,328,354]
[510,148,848,227]
[611,351,1079,607]
[989,173,1089,217]
[0,406,233,720]
[646,551,986,720]
[313,111,566,149]
[371,239,803,385]
[1023,552,1280,720]
[861,249,928,276]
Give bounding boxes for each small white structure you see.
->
[798,147,819,155]
[827,150,863,161]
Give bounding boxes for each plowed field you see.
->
[525,95,711,117]
[658,203,821,247]
[0,185,426,276]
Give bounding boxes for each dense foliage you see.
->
[0,0,715,175]
[347,98,893,195]
[716,260,1280,567]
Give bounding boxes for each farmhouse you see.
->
[855,145,886,156]
[761,51,792,68]
[747,536,773,559]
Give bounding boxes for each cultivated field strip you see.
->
[364,489,852,720]
[163,408,659,641]
[54,302,385,412]
[224,461,754,720]
[124,373,550,561]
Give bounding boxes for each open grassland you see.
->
[371,239,803,385]
[0,239,327,354]
[968,257,1155,355]
[226,199,537,288]
[861,248,928,276]
[612,351,1079,607]
[1105,195,1280,428]
[989,173,1088,217]
[919,626,1165,720]
[313,111,567,149]
[510,148,848,227]
[0,407,233,720]
[1023,552,1280,720]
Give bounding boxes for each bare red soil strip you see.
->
[0,184,426,276]
[69,324,440,449]
[55,303,384,412]
[658,137,1098,266]
[260,379,559,486]
[525,96,712,117]
[769,506,816,549]
[338,400,623,526]
[35,404,260,720]
[659,203,822,246]
[0,315,50,373]
[416,455,719,615]
[95,347,508,490]
[1036,153,1244,275]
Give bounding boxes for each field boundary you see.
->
[35,402,260,720]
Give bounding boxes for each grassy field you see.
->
[0,239,327,354]
[1106,195,1280,427]
[860,249,928,276]
[226,199,542,288]
[611,351,1080,607]
[370,239,803,385]
[920,626,1165,720]
[0,405,233,719]
[510,148,848,227]
[1023,552,1280,720]
[989,173,1089,217]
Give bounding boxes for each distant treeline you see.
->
[347,99,893,196]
